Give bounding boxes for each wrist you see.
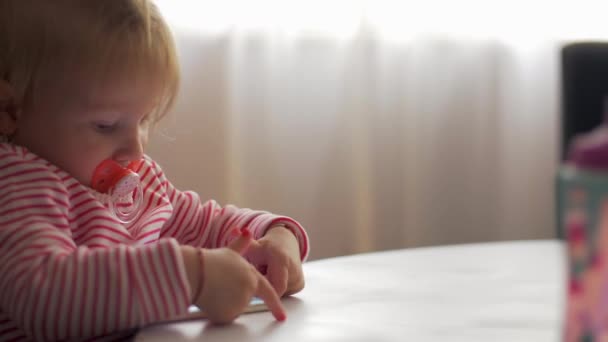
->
[264,224,289,238]
[180,246,205,303]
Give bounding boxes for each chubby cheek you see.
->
[55,148,100,186]
[13,127,95,186]
[73,158,101,186]
[55,138,111,186]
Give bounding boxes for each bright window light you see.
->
[154,0,608,41]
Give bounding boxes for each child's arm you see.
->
[0,229,192,340]
[0,179,191,340]
[147,158,309,260]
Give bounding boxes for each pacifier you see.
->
[91,159,144,223]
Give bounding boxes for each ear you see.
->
[0,80,18,137]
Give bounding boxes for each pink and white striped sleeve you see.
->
[0,162,191,340]
[150,160,310,261]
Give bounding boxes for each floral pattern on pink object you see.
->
[564,197,608,341]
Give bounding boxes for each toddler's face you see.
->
[12,75,160,188]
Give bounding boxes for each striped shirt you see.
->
[0,143,309,341]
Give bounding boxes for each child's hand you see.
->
[244,226,305,297]
[195,232,286,324]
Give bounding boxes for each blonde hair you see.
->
[0,0,180,121]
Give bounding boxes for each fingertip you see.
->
[230,228,241,238]
[256,274,286,322]
[241,227,251,238]
[228,230,252,254]
[269,304,286,321]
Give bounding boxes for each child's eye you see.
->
[92,121,117,133]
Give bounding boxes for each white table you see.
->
[136,240,566,341]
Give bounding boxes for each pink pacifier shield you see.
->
[91,159,144,224]
[91,159,140,195]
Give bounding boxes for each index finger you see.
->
[255,271,287,321]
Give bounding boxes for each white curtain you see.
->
[149,1,608,259]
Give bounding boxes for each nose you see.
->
[114,128,145,166]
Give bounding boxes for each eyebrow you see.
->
[82,98,135,109]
